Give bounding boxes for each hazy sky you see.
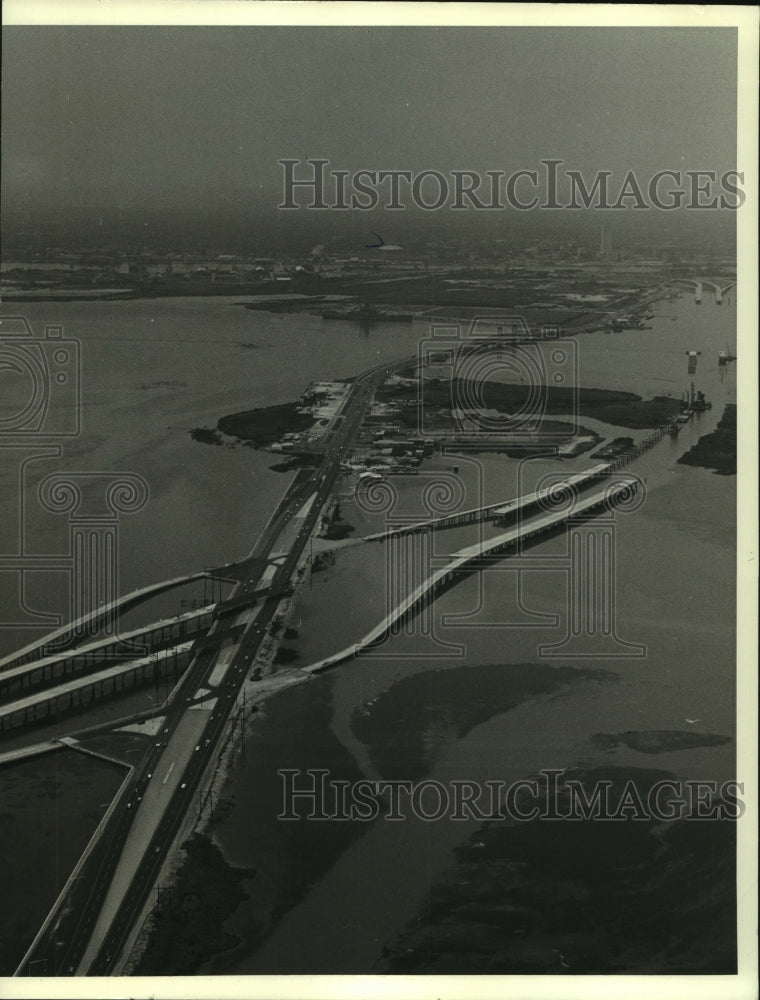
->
[1,26,738,244]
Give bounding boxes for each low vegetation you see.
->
[217,403,314,448]
[678,404,736,475]
[134,834,254,975]
[189,427,224,445]
[378,379,682,431]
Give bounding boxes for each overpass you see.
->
[0,585,289,721]
[671,277,735,305]
[700,279,735,305]
[70,352,412,976]
[304,477,639,674]
[0,641,195,731]
[4,348,431,977]
[358,462,614,542]
[355,417,675,545]
[0,564,240,673]
[0,605,215,701]
[4,339,660,976]
[212,585,290,619]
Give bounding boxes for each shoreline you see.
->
[678,403,736,475]
[0,281,736,976]
[123,528,322,973]
[125,662,317,975]
[0,273,675,314]
[123,665,316,975]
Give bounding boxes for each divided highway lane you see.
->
[87,357,405,974]
[19,354,411,977]
[88,365,387,976]
[25,463,325,972]
[17,641,220,976]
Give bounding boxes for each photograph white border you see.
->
[1,3,757,999]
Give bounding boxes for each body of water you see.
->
[212,291,736,973]
[0,287,739,974]
[0,298,433,657]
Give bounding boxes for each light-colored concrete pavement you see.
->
[76,699,214,972]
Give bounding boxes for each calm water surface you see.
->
[0,289,739,974]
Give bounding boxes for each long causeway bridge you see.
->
[0,641,196,731]
[0,605,216,701]
[304,475,640,673]
[357,417,676,543]
[0,564,241,673]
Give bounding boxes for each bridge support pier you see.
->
[540,513,645,659]
[363,528,464,659]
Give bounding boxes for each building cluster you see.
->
[348,424,435,475]
[268,382,349,454]
[1,231,738,286]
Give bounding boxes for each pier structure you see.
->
[304,476,642,673]
[0,606,215,700]
[0,642,193,731]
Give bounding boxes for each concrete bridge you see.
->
[0,641,194,732]
[357,462,614,542]
[701,279,735,305]
[354,416,674,547]
[0,580,288,731]
[0,605,215,701]
[0,739,61,766]
[212,585,290,620]
[303,476,639,674]
[0,564,240,674]
[671,277,735,305]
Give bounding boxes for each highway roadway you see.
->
[16,353,412,977]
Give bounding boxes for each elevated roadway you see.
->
[0,606,214,700]
[0,565,240,673]
[0,642,195,731]
[14,351,413,977]
[304,477,639,674]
